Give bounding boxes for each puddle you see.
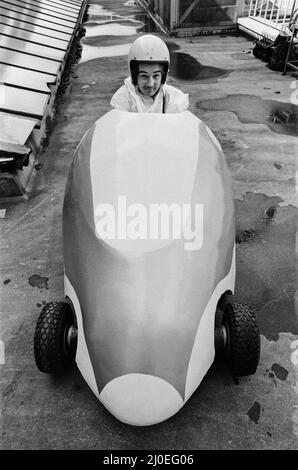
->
[235,192,298,341]
[85,18,142,26]
[197,94,298,137]
[79,44,131,64]
[270,363,289,381]
[247,401,261,424]
[169,52,232,81]
[157,40,232,81]
[84,23,141,38]
[29,274,49,289]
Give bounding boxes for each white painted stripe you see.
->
[185,246,236,401]
[64,274,100,401]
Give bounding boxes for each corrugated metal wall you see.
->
[179,0,238,26]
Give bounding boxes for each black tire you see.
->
[34,301,77,374]
[223,302,260,376]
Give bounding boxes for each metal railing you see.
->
[247,0,297,29]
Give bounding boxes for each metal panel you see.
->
[0,36,65,62]
[38,0,81,11]
[65,0,83,5]
[0,112,36,144]
[0,4,75,29]
[0,15,72,41]
[2,0,78,25]
[0,49,60,75]
[0,64,55,92]
[179,0,201,24]
[178,0,238,26]
[0,84,49,119]
[52,0,81,5]
[0,8,74,34]
[15,0,80,19]
[0,25,68,50]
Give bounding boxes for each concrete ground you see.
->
[0,0,297,450]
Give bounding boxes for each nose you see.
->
[99,373,183,426]
[147,76,154,87]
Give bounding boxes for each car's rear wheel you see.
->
[222,302,260,376]
[34,301,77,374]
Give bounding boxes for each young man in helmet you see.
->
[111,35,189,113]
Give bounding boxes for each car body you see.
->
[62,109,236,426]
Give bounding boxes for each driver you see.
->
[110,34,189,113]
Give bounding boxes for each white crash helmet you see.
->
[128,34,170,85]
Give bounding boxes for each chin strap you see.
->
[162,88,169,114]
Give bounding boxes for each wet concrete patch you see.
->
[271,363,289,381]
[169,52,232,82]
[28,274,49,289]
[235,193,281,245]
[3,279,11,285]
[236,228,257,244]
[197,94,298,137]
[82,35,135,48]
[85,18,141,26]
[247,401,261,423]
[235,193,298,341]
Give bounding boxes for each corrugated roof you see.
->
[0,0,86,147]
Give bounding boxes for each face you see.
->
[136,63,163,97]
